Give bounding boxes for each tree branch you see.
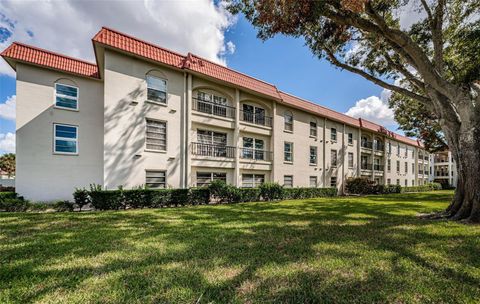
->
[383,54,425,92]
[432,0,445,74]
[324,48,431,105]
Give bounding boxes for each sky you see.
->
[0,0,398,155]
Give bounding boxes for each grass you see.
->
[1,190,479,303]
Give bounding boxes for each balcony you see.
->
[373,164,384,171]
[240,110,273,127]
[240,148,272,162]
[374,143,384,152]
[191,142,235,159]
[361,163,373,170]
[192,98,236,119]
[361,141,373,149]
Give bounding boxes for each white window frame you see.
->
[196,172,227,187]
[310,121,317,137]
[145,170,167,188]
[146,75,168,105]
[284,142,294,162]
[309,176,318,187]
[53,123,78,155]
[348,152,354,168]
[284,175,293,188]
[331,149,337,167]
[145,118,167,152]
[309,146,317,165]
[284,111,294,132]
[241,174,265,188]
[348,133,353,145]
[330,128,337,142]
[54,83,79,111]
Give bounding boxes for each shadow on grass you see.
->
[1,191,479,303]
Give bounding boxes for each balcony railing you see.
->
[419,170,424,175]
[361,141,373,149]
[373,164,384,171]
[240,110,273,127]
[240,148,272,161]
[192,98,236,118]
[374,143,384,151]
[361,163,373,170]
[191,142,235,158]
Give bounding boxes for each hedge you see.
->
[346,178,442,195]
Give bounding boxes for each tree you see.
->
[229,0,480,222]
[0,153,15,178]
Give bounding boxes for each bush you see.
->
[381,185,401,194]
[283,187,338,199]
[89,184,124,210]
[123,187,148,209]
[169,189,190,206]
[53,200,75,212]
[0,186,15,192]
[259,182,283,201]
[401,183,442,193]
[189,188,210,205]
[73,188,91,211]
[346,178,378,195]
[0,192,17,202]
[238,188,260,203]
[0,198,30,212]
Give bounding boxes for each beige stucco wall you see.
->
[103,50,184,189]
[15,63,104,201]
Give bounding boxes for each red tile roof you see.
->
[1,42,99,78]
[1,27,423,147]
[92,27,185,69]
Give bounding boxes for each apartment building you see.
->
[428,150,457,187]
[1,27,429,201]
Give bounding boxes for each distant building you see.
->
[429,150,457,187]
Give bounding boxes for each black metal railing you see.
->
[240,148,272,161]
[435,172,449,177]
[374,164,384,171]
[192,98,236,118]
[361,141,373,149]
[240,110,273,127]
[419,170,424,175]
[374,143,384,151]
[191,142,235,158]
[361,163,373,170]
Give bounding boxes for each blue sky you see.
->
[0,1,397,155]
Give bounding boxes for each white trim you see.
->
[53,123,78,155]
[145,118,167,152]
[54,83,79,111]
[146,75,168,105]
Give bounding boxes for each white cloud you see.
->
[345,91,397,127]
[0,132,15,154]
[0,0,237,76]
[226,41,236,54]
[0,95,15,121]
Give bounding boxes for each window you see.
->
[388,142,392,154]
[242,104,266,125]
[387,178,391,185]
[405,162,408,174]
[196,130,227,157]
[412,180,415,186]
[405,179,408,186]
[146,170,166,188]
[284,111,293,131]
[146,119,167,151]
[196,172,226,187]
[310,121,317,137]
[242,137,265,160]
[242,174,264,188]
[146,75,167,104]
[284,175,293,187]
[396,179,400,185]
[405,147,408,157]
[387,159,391,172]
[197,91,229,117]
[55,83,78,110]
[310,146,317,165]
[374,158,381,171]
[348,152,354,168]
[331,128,337,141]
[331,149,337,167]
[284,142,293,162]
[198,130,226,145]
[412,150,415,158]
[348,133,353,145]
[361,155,368,170]
[396,160,400,173]
[53,124,78,154]
[310,176,318,187]
[397,144,401,156]
[330,176,337,188]
[412,163,415,173]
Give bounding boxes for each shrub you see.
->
[0,192,17,202]
[381,185,401,194]
[0,186,15,192]
[401,183,442,193]
[430,182,443,190]
[238,188,260,203]
[53,200,75,212]
[346,178,378,195]
[73,188,91,211]
[169,189,190,206]
[0,198,30,212]
[123,187,148,209]
[189,188,210,205]
[28,203,50,212]
[89,184,124,210]
[150,189,172,208]
[259,182,284,201]
[283,187,338,199]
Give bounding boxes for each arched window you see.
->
[284,111,293,131]
[146,70,167,104]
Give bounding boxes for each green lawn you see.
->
[1,190,479,303]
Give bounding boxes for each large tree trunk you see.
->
[441,91,480,223]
